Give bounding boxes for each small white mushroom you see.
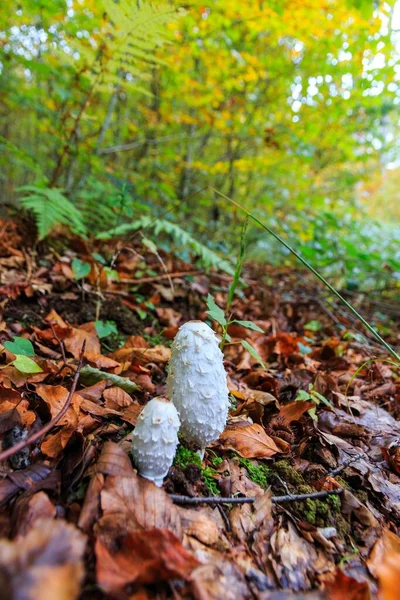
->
[167,320,229,457]
[131,397,180,487]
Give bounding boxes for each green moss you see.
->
[202,466,221,496]
[211,456,223,467]
[270,460,304,487]
[239,458,270,489]
[174,445,202,468]
[174,446,220,495]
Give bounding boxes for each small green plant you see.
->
[295,383,334,421]
[239,457,270,489]
[2,336,43,373]
[18,185,87,240]
[205,217,266,367]
[173,446,221,495]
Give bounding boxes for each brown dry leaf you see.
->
[78,473,105,533]
[103,386,133,409]
[229,491,273,543]
[323,569,371,600]
[178,506,223,546]
[63,323,100,359]
[41,426,77,458]
[13,492,56,537]
[95,527,199,593]
[35,384,82,428]
[98,472,182,539]
[188,544,252,600]
[367,528,400,580]
[219,422,280,458]
[78,380,108,402]
[45,309,68,328]
[0,464,58,506]
[85,353,121,371]
[96,441,134,477]
[0,518,86,600]
[373,535,400,600]
[270,521,331,592]
[277,400,315,424]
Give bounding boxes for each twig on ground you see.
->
[169,488,343,506]
[0,344,86,463]
[327,452,365,478]
[120,270,202,285]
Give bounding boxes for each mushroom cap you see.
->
[167,320,229,449]
[131,397,180,486]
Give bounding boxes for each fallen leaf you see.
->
[35,384,82,428]
[324,569,371,600]
[219,423,280,458]
[78,472,105,533]
[0,518,86,600]
[12,491,56,537]
[277,400,315,424]
[96,441,134,477]
[98,472,182,540]
[103,386,133,409]
[96,528,199,593]
[0,464,59,506]
[229,491,273,543]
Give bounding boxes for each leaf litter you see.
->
[0,217,399,598]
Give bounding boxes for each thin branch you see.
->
[169,488,343,506]
[120,270,202,285]
[327,452,365,478]
[0,344,86,463]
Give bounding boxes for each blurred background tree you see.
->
[0,0,399,288]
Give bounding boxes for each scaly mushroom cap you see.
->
[167,320,229,449]
[131,397,180,487]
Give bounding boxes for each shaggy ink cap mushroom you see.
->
[167,320,229,454]
[131,396,180,487]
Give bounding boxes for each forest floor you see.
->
[0,217,399,600]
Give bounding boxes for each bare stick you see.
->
[120,270,202,285]
[169,488,343,506]
[327,452,365,478]
[0,344,86,463]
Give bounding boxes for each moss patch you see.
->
[239,458,270,489]
[174,445,220,495]
[269,460,342,528]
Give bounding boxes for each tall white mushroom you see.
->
[131,397,180,487]
[167,320,229,458]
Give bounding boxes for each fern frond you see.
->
[18,186,87,240]
[97,217,234,275]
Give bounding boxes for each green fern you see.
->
[75,0,184,95]
[18,186,87,240]
[97,217,235,275]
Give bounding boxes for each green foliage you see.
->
[81,0,185,96]
[95,320,119,339]
[18,186,87,240]
[11,355,43,374]
[239,458,270,489]
[97,216,235,275]
[174,445,202,468]
[4,337,35,357]
[72,259,91,280]
[295,383,334,421]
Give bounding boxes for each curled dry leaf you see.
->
[95,527,199,593]
[96,441,133,477]
[35,384,82,428]
[98,472,182,539]
[218,422,280,459]
[0,464,59,506]
[0,518,86,600]
[277,400,315,424]
[103,385,133,409]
